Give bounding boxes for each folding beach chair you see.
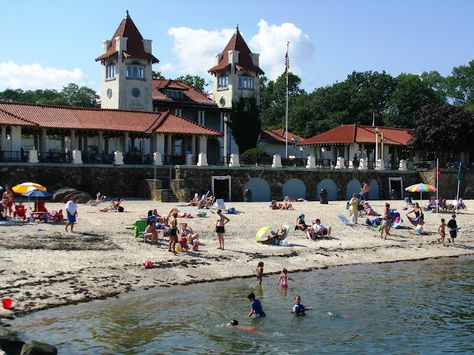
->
[278,225,290,246]
[214,198,225,211]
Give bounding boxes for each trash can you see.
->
[320,189,328,204]
[244,189,252,202]
[390,189,398,200]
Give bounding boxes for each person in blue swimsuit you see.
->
[291,295,313,316]
[247,292,266,318]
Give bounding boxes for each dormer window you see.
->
[126,65,145,79]
[164,89,184,100]
[106,64,116,79]
[238,76,254,90]
[218,75,228,89]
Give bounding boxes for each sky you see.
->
[0,0,473,93]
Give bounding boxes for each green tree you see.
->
[229,97,261,153]
[419,70,448,102]
[61,83,99,107]
[152,70,164,79]
[446,60,474,111]
[411,103,474,157]
[384,73,441,128]
[175,75,207,92]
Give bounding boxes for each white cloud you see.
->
[164,20,314,82]
[250,20,315,80]
[164,27,235,77]
[0,62,87,91]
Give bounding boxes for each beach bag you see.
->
[227,207,237,214]
[118,206,124,212]
[365,218,372,226]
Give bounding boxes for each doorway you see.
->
[212,176,231,201]
[388,177,404,200]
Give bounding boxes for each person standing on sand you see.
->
[168,211,179,253]
[447,214,458,245]
[215,209,229,250]
[2,185,14,217]
[349,193,360,224]
[65,197,78,232]
[438,218,446,244]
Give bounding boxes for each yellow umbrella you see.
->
[255,225,270,241]
[12,182,47,194]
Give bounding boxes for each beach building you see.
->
[299,123,413,170]
[259,128,309,159]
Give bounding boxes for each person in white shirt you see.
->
[65,197,78,232]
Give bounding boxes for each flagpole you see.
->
[436,158,439,213]
[285,41,289,159]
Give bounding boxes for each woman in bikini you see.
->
[215,209,230,250]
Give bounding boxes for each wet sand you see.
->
[0,199,472,317]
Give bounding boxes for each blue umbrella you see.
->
[21,189,52,198]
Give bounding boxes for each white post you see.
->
[153,152,163,165]
[306,155,316,169]
[72,149,83,164]
[28,149,39,163]
[114,151,124,165]
[272,154,282,168]
[223,116,228,165]
[229,153,240,167]
[375,128,379,165]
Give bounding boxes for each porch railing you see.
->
[38,151,72,163]
[123,152,153,165]
[0,150,26,162]
[82,152,115,164]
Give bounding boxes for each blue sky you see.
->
[0,0,473,93]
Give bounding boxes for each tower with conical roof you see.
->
[208,26,264,109]
[96,11,159,111]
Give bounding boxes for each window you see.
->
[238,76,254,90]
[164,89,184,100]
[218,75,228,89]
[106,64,116,79]
[126,65,145,79]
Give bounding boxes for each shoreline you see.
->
[1,200,473,319]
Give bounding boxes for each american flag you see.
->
[284,47,289,76]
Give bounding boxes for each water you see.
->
[13,256,474,354]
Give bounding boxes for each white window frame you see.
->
[106,64,116,79]
[126,65,145,79]
[218,75,228,89]
[238,76,254,90]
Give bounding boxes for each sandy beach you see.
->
[0,199,473,317]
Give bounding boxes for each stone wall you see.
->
[1,164,472,201]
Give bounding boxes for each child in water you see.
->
[277,268,293,288]
[248,292,266,318]
[256,261,264,285]
[291,295,313,316]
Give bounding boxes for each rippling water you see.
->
[13,256,474,354]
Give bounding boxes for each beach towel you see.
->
[337,214,354,226]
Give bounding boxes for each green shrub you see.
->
[240,148,270,162]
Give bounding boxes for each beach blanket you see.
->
[337,214,354,226]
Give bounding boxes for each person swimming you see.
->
[227,320,262,335]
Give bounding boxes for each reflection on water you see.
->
[13,256,474,354]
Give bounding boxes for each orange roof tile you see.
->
[95,12,158,64]
[299,124,412,146]
[0,102,221,137]
[154,111,221,136]
[152,79,217,106]
[208,29,264,75]
[261,129,304,143]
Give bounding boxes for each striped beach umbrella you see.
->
[405,183,436,200]
[12,182,47,194]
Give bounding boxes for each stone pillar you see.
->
[399,160,408,171]
[197,153,208,166]
[28,149,39,163]
[359,158,368,170]
[123,132,130,153]
[186,153,194,165]
[10,126,22,152]
[153,152,163,165]
[199,135,207,156]
[191,135,196,157]
[272,154,282,168]
[72,149,83,164]
[167,134,174,156]
[335,157,345,169]
[70,130,78,150]
[98,131,104,153]
[114,151,124,165]
[229,153,240,167]
[376,159,385,170]
[306,155,316,168]
[0,126,6,151]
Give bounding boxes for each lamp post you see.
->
[223,115,228,165]
[375,127,379,166]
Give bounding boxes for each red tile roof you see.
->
[261,129,304,144]
[95,12,158,64]
[0,102,221,136]
[208,29,264,75]
[152,79,217,106]
[153,111,221,136]
[299,124,412,146]
[0,108,37,127]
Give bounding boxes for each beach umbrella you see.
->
[405,183,437,200]
[21,189,52,198]
[255,225,270,241]
[12,182,47,194]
